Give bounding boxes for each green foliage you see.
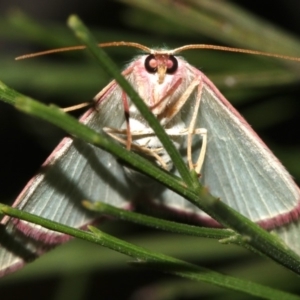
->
[1,2,300,299]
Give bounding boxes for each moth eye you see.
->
[166,55,178,74]
[144,54,157,73]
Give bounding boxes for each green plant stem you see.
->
[83,201,234,240]
[0,203,299,300]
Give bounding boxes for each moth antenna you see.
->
[15,41,151,60]
[15,45,86,60]
[172,44,300,62]
[99,41,151,52]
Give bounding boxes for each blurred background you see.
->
[0,0,300,299]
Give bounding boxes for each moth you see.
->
[1,42,300,277]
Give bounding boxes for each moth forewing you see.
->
[0,77,134,277]
[195,76,300,225]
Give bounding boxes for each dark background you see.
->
[0,1,300,299]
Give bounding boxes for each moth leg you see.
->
[165,127,206,174]
[154,76,207,174]
[61,102,91,112]
[103,127,168,169]
[121,92,132,150]
[156,76,207,173]
[104,125,206,172]
[159,78,201,124]
[154,126,207,173]
[193,128,207,174]
[186,80,207,174]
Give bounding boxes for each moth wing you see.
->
[158,71,300,254]
[0,77,133,276]
[197,77,300,226]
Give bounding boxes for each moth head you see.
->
[144,54,178,84]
